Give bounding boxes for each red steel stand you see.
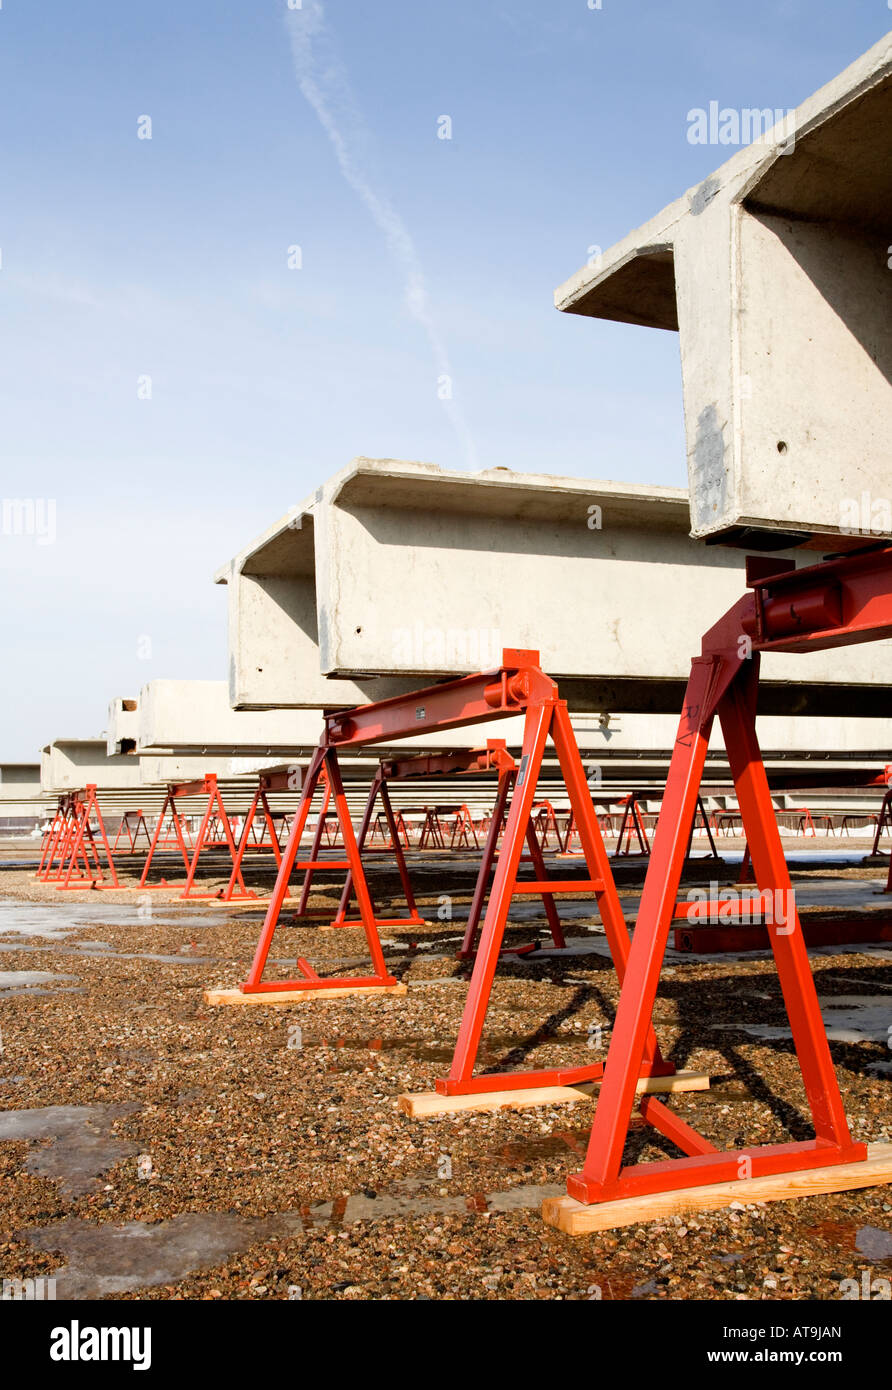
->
[566,549,891,1207]
[239,651,662,1023]
[456,745,569,960]
[339,740,570,956]
[869,782,892,892]
[241,744,400,994]
[448,804,480,849]
[112,810,152,854]
[613,792,652,857]
[137,775,243,900]
[330,758,444,929]
[217,770,292,903]
[36,801,69,877]
[37,786,120,890]
[436,691,672,1095]
[871,788,892,854]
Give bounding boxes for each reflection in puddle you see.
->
[0,968,83,998]
[812,1220,892,1263]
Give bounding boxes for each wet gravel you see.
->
[0,857,889,1301]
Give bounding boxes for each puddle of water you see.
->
[0,969,83,999]
[25,1211,281,1299]
[856,1226,892,1262]
[817,995,892,1044]
[713,994,891,1044]
[0,1104,139,1196]
[0,971,75,989]
[308,1179,566,1227]
[0,899,232,940]
[18,1177,568,1297]
[812,1221,892,1264]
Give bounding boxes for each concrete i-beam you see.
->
[41,740,148,794]
[555,34,892,547]
[110,683,324,758]
[116,678,709,762]
[218,458,892,716]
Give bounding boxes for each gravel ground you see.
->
[0,853,889,1302]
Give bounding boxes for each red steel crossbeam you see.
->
[137,775,244,899]
[565,547,892,1205]
[323,649,551,747]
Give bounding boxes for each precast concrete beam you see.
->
[134,681,325,756]
[41,740,147,794]
[216,503,420,711]
[219,458,892,713]
[136,755,281,785]
[555,34,892,546]
[106,699,149,757]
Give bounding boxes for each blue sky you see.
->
[0,1,887,758]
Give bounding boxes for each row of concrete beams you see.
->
[106,681,892,772]
[215,456,892,716]
[35,736,888,835]
[555,33,891,547]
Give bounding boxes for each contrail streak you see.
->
[284,0,478,468]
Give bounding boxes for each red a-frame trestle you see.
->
[566,548,892,1206]
[239,648,679,1087]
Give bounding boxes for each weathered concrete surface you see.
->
[555,35,892,546]
[218,458,892,713]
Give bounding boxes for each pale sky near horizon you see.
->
[0,1,887,759]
